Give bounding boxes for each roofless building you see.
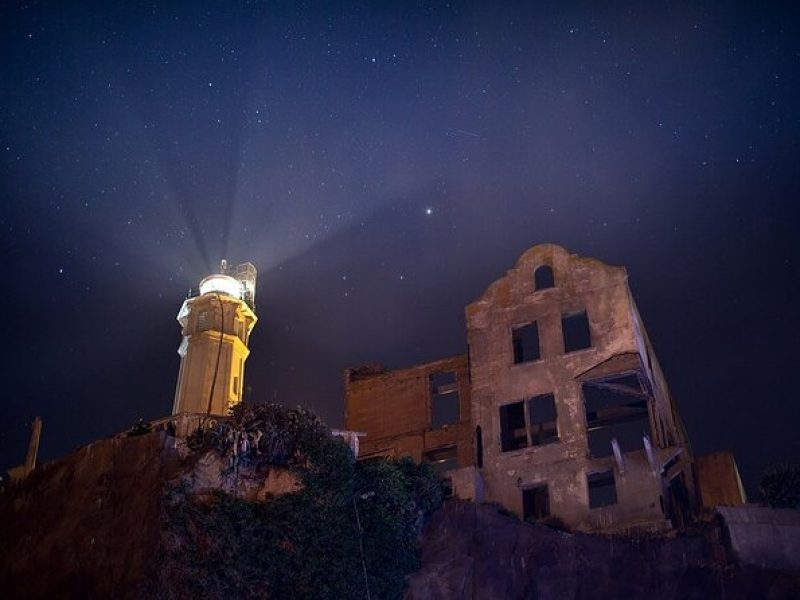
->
[345,244,710,534]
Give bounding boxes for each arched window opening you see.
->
[534,265,555,290]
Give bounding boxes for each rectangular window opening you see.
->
[424,445,458,474]
[562,310,591,353]
[583,373,651,458]
[198,311,209,331]
[430,371,460,429]
[588,470,617,508]
[512,322,540,364]
[528,393,559,446]
[523,485,550,521]
[500,401,527,452]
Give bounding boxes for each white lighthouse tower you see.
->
[172,261,258,417]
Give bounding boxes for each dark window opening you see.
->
[442,477,454,497]
[475,425,483,468]
[588,470,617,508]
[523,485,550,521]
[583,373,651,458]
[667,472,691,530]
[430,370,457,389]
[430,371,460,429]
[500,401,527,452]
[512,322,540,364]
[562,310,591,352]
[534,265,555,290]
[528,393,559,446]
[424,445,458,474]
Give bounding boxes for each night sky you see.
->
[1,2,798,496]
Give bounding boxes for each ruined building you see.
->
[173,260,258,416]
[345,244,699,533]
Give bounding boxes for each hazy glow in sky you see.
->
[1,2,798,494]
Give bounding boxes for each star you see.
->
[425,207,433,215]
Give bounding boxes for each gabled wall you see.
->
[465,244,693,532]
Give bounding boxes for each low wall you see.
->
[718,505,800,572]
[448,466,485,502]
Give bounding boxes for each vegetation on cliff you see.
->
[759,463,800,509]
[155,403,443,600]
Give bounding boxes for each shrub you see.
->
[759,463,800,509]
[157,403,442,600]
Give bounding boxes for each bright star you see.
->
[425,207,433,215]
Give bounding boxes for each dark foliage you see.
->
[127,419,152,436]
[158,403,443,600]
[759,463,800,509]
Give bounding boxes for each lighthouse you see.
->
[172,260,257,417]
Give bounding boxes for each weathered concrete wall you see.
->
[695,451,747,509]
[344,355,473,470]
[484,448,677,533]
[465,244,690,532]
[448,466,485,502]
[718,505,800,572]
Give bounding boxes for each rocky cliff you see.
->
[0,430,301,599]
[407,501,800,599]
[1,432,176,598]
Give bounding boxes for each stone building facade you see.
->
[345,244,697,533]
[466,244,694,533]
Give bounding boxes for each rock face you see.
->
[405,501,800,600]
[0,432,178,598]
[179,446,302,502]
[0,431,299,599]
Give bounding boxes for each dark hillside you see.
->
[2,411,799,599]
[406,500,800,599]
